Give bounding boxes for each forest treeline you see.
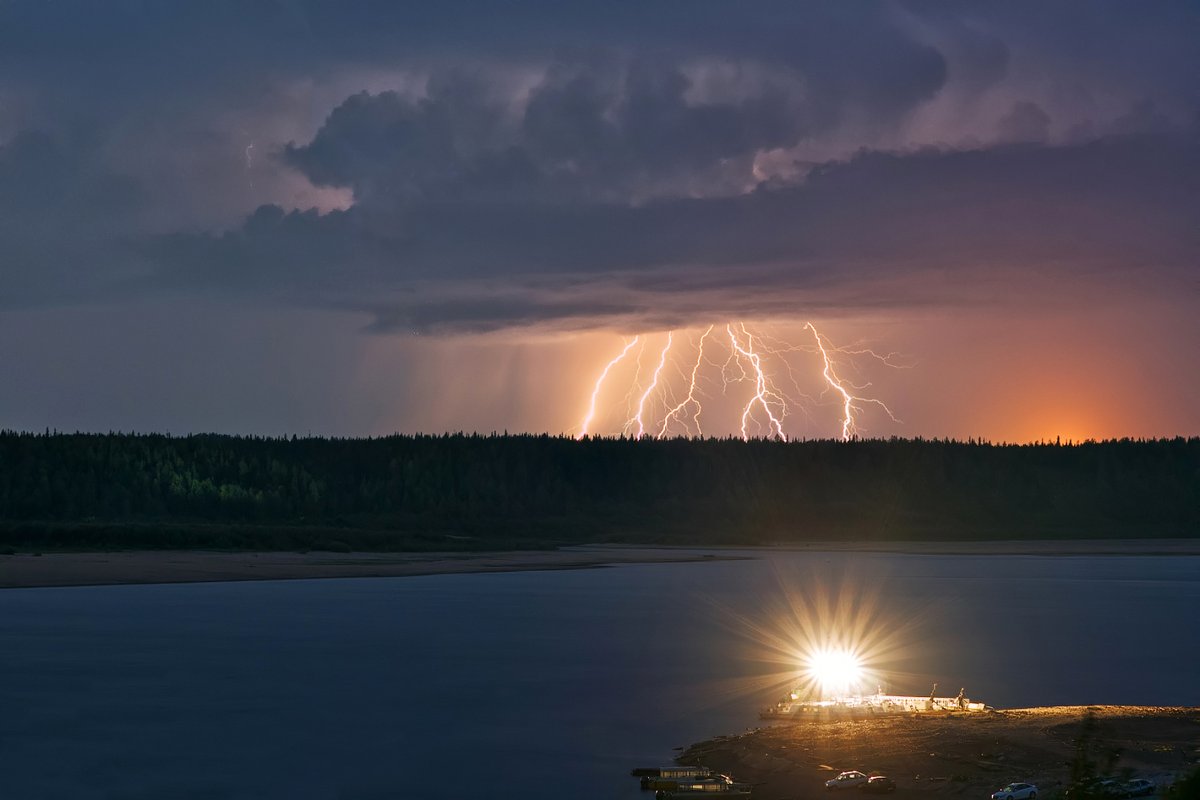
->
[0,432,1197,551]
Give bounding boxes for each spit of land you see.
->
[678,706,1200,800]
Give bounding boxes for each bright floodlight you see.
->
[806,647,863,699]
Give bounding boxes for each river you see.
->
[2,550,1197,799]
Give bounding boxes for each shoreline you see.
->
[677,706,1200,800]
[1,538,1197,590]
[0,546,747,590]
[597,538,1200,557]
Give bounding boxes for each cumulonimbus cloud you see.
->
[156,130,1200,333]
[1,1,1198,333]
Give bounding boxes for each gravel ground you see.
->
[678,706,1200,800]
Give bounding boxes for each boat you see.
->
[635,766,714,790]
[654,777,753,798]
[761,684,989,720]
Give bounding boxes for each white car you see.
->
[827,771,870,790]
[992,783,1038,800]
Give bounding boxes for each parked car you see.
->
[1124,779,1156,797]
[827,771,870,790]
[1064,779,1112,800]
[1098,780,1126,798]
[992,783,1039,800]
[862,776,897,794]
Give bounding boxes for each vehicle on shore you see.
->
[827,771,869,790]
[992,782,1038,800]
[861,776,896,793]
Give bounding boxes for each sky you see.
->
[0,1,1197,441]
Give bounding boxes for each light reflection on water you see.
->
[1,551,1197,799]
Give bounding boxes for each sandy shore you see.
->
[0,546,746,589]
[679,706,1200,800]
[731,539,1200,557]
[1,539,1196,589]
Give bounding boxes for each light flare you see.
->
[697,564,930,709]
[806,647,864,699]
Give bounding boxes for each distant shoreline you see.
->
[691,538,1200,556]
[0,546,748,589]
[2,539,1198,589]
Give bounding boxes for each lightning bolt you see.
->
[577,336,639,439]
[628,332,674,439]
[658,325,713,438]
[574,322,903,441]
[726,324,787,441]
[805,322,899,441]
[244,143,255,191]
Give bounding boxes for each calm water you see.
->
[2,551,1198,799]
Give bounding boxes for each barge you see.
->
[762,684,989,720]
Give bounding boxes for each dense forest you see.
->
[0,432,1197,551]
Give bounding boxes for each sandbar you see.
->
[0,546,743,589]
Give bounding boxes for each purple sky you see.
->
[0,2,1197,440]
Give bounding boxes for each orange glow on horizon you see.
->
[361,302,1199,442]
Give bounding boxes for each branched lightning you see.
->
[658,325,713,438]
[575,322,903,441]
[576,336,639,439]
[805,322,900,442]
[726,324,787,441]
[628,332,674,439]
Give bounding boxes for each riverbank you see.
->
[738,539,1200,556]
[3,539,1199,589]
[678,706,1200,800]
[0,546,745,589]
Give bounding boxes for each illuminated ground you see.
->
[678,706,1200,799]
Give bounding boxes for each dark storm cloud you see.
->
[1,0,1198,331]
[0,131,140,226]
[281,62,809,204]
[157,132,1200,332]
[0,130,153,307]
[996,102,1051,144]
